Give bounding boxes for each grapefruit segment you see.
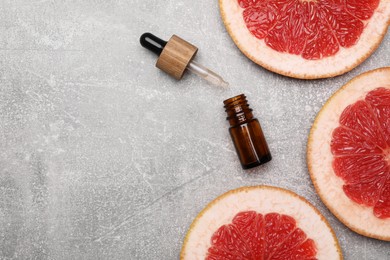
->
[301,14,340,60]
[338,101,387,149]
[263,213,297,258]
[219,0,390,78]
[242,3,278,40]
[342,175,387,206]
[307,67,390,240]
[269,229,315,260]
[330,127,382,155]
[270,239,317,260]
[181,186,342,259]
[333,155,387,182]
[208,224,253,259]
[346,0,380,20]
[374,179,390,218]
[232,211,265,258]
[365,88,390,146]
[319,0,365,48]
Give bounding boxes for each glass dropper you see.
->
[140,33,229,88]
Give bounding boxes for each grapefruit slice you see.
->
[219,0,390,79]
[307,67,390,240]
[180,186,342,259]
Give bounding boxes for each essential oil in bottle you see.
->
[224,94,272,169]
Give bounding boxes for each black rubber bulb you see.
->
[140,33,167,56]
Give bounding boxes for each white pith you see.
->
[219,0,390,79]
[181,186,341,260]
[308,67,390,241]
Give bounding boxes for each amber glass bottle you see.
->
[224,94,272,169]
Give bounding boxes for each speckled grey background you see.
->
[0,0,389,259]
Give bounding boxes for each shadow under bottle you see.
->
[224,94,272,170]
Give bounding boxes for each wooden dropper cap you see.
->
[140,33,198,80]
[140,33,228,87]
[156,35,198,79]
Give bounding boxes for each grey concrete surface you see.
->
[0,0,389,259]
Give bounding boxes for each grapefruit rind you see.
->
[219,0,390,79]
[307,67,390,241]
[180,185,342,259]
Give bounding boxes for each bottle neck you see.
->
[224,94,254,127]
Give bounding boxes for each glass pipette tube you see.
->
[186,60,229,88]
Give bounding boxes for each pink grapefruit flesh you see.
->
[331,88,390,219]
[307,67,390,240]
[206,211,317,260]
[238,0,379,60]
[219,0,390,78]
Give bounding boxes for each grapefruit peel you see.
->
[219,0,390,79]
[307,67,390,241]
[180,186,342,259]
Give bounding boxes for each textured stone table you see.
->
[0,1,389,259]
